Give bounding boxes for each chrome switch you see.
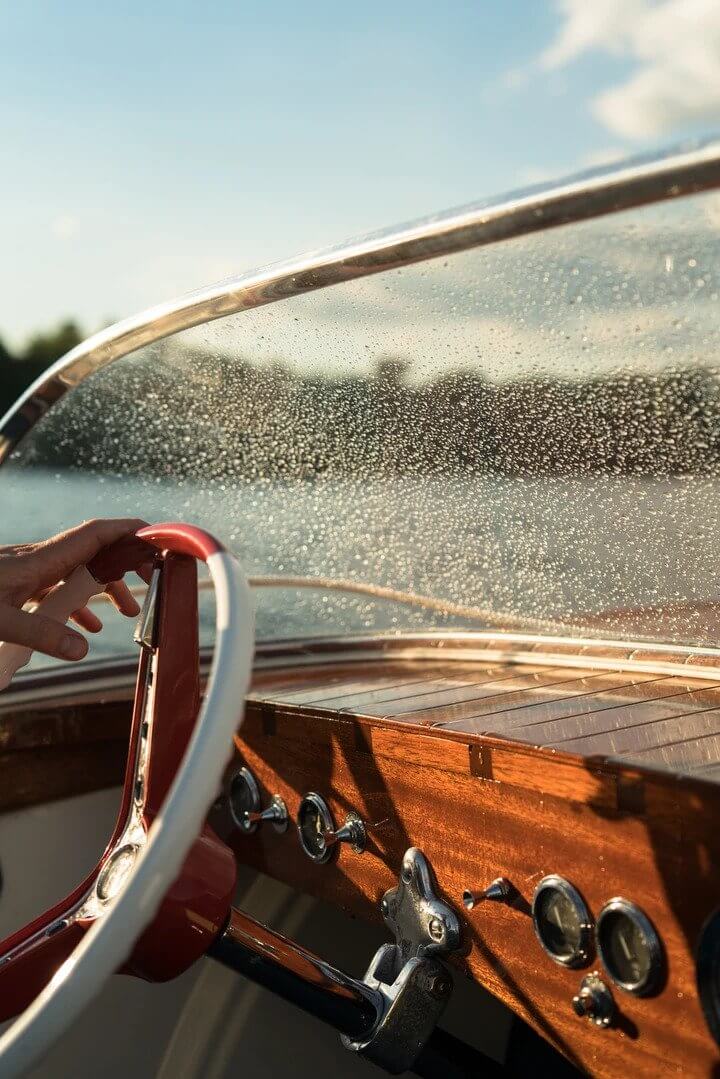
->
[296,792,366,863]
[572,972,614,1028]
[229,766,288,834]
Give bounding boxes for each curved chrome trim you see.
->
[696,907,720,1046]
[228,766,261,835]
[4,628,720,713]
[596,898,663,996]
[296,792,336,864]
[2,139,720,463]
[532,875,594,970]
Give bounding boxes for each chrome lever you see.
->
[321,816,366,852]
[228,768,288,834]
[243,796,288,832]
[133,567,161,651]
[297,793,366,862]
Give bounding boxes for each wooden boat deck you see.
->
[249,659,720,778]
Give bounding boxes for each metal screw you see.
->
[380,897,389,916]
[428,917,445,941]
[429,973,450,999]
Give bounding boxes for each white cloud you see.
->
[541,0,645,69]
[542,0,720,140]
[50,214,79,239]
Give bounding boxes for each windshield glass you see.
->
[2,187,720,662]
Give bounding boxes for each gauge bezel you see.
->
[532,875,593,969]
[597,897,663,996]
[96,843,139,903]
[297,792,335,864]
[229,766,261,834]
[697,907,720,1046]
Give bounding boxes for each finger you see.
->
[0,605,88,662]
[105,580,141,617]
[136,561,154,585]
[71,607,103,633]
[27,519,149,592]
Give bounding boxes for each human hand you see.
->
[0,518,150,663]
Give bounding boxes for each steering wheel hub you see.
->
[96,845,139,903]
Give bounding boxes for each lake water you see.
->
[1,465,719,671]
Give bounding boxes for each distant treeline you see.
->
[15,345,720,478]
[0,322,83,416]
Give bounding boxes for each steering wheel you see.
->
[0,523,253,1078]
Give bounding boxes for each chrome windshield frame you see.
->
[2,137,720,463]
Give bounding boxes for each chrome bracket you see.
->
[341,847,461,1074]
[133,566,160,651]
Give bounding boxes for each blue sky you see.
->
[2,0,719,345]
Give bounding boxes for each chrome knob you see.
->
[322,816,366,852]
[297,793,366,863]
[462,877,512,909]
[229,767,288,834]
[572,972,614,1028]
[243,796,289,833]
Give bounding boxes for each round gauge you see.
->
[229,767,261,834]
[532,876,593,968]
[597,898,663,995]
[697,907,720,1046]
[297,793,335,863]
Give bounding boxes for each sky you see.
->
[2,0,720,347]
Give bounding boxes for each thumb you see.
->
[0,605,88,661]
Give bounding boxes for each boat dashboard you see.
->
[4,632,720,1076]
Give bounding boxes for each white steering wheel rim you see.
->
[0,550,253,1078]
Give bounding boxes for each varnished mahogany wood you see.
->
[5,645,720,1074]
[247,660,720,773]
[0,700,129,811]
[220,658,720,1078]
